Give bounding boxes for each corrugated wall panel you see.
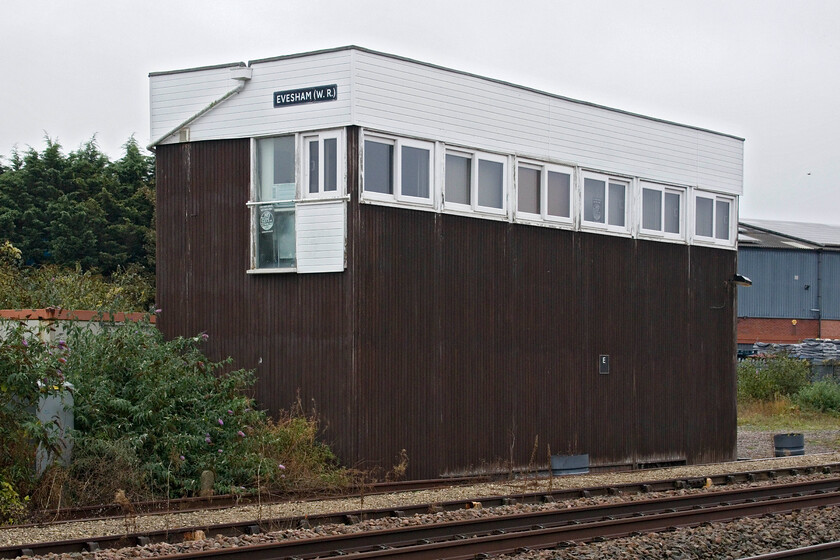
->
[156,139,359,464]
[820,252,840,320]
[686,246,738,462]
[158,133,737,479]
[737,248,819,318]
[352,205,737,476]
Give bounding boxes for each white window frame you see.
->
[302,129,345,199]
[692,190,735,247]
[248,135,297,273]
[361,132,435,207]
[579,170,631,235]
[443,148,508,216]
[248,128,348,274]
[639,181,685,241]
[515,159,574,226]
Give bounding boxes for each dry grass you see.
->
[738,397,840,431]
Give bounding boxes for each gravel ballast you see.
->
[3,429,840,559]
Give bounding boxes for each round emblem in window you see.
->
[259,209,274,231]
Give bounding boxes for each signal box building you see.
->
[150,47,744,478]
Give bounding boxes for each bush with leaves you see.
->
[0,137,155,274]
[794,380,840,413]
[0,481,28,525]
[0,250,154,312]
[0,321,66,495]
[737,354,811,401]
[58,318,346,502]
[63,318,261,497]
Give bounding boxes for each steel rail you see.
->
[741,541,840,560]
[341,491,840,559]
[22,461,840,527]
[5,476,840,560]
[89,487,840,560]
[30,475,495,523]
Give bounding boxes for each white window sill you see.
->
[247,267,297,274]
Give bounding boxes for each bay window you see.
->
[249,129,346,273]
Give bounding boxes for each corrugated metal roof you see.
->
[738,225,819,250]
[740,220,840,248]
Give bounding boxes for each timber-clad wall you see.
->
[157,135,737,479]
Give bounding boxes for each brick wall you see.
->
[738,317,840,344]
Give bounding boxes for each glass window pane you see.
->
[257,136,294,201]
[608,182,625,227]
[584,178,605,223]
[478,159,504,209]
[324,138,337,192]
[401,145,430,198]
[364,140,393,194]
[664,192,681,234]
[696,197,714,237]
[256,203,295,269]
[715,199,730,240]
[642,188,662,231]
[518,166,540,214]
[308,140,319,194]
[445,154,471,205]
[272,137,295,186]
[547,171,570,218]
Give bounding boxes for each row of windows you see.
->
[360,131,734,246]
[247,129,735,271]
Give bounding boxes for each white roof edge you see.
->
[181,45,744,143]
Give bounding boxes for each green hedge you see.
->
[795,381,840,413]
[3,316,349,512]
[737,355,810,401]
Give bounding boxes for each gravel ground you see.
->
[737,429,840,459]
[3,429,840,559]
[507,506,840,559]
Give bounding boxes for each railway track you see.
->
[30,475,495,523]
[743,541,840,559]
[4,464,840,559]
[23,462,840,527]
[19,476,840,560]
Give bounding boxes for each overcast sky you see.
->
[2,0,838,224]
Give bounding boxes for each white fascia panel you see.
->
[351,49,744,197]
[187,51,355,143]
[150,66,243,144]
[295,200,346,273]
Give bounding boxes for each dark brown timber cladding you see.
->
[157,135,737,479]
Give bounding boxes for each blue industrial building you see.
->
[738,220,840,350]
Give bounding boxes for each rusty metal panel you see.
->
[351,208,738,476]
[155,138,359,464]
[157,133,738,480]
